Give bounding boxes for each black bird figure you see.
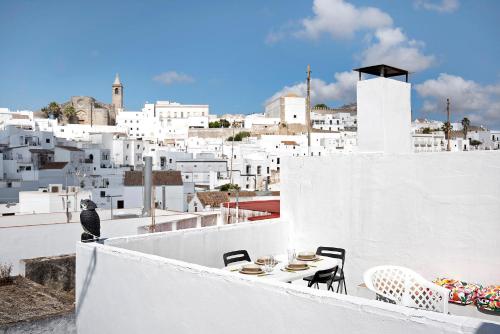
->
[80,199,100,242]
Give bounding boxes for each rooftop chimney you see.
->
[354,64,412,154]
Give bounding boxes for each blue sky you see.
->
[0,0,499,127]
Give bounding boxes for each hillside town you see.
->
[1,0,500,333]
[1,74,498,216]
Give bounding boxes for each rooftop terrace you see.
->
[76,150,500,333]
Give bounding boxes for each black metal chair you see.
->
[307,266,339,291]
[303,246,347,294]
[223,250,251,266]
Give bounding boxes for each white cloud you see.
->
[266,71,358,106]
[153,71,194,85]
[415,73,500,127]
[414,0,460,13]
[267,0,435,72]
[296,0,393,39]
[360,27,435,72]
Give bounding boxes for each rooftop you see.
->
[353,64,409,81]
[38,162,68,170]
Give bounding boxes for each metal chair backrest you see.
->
[308,266,339,290]
[363,265,449,314]
[223,250,251,266]
[316,247,345,267]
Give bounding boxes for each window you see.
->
[46,138,50,143]
[246,165,251,174]
[257,166,261,175]
[126,144,129,149]
[169,158,172,163]
[277,158,280,164]
[267,167,270,174]
[293,115,297,118]
[114,88,119,95]
[100,191,106,197]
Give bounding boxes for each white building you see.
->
[265,94,306,125]
[116,100,209,141]
[244,113,280,129]
[122,170,190,212]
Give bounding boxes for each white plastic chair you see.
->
[363,265,448,314]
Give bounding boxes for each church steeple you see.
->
[112,73,123,111]
[113,73,122,86]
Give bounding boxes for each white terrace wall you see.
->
[281,151,500,289]
[104,219,287,268]
[76,242,499,334]
[0,218,144,275]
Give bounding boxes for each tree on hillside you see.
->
[441,122,453,140]
[314,103,328,109]
[470,139,482,149]
[227,131,251,142]
[41,102,62,120]
[219,119,230,128]
[63,105,79,123]
[219,183,240,191]
[209,121,221,128]
[461,117,470,140]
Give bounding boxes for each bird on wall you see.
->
[80,199,101,242]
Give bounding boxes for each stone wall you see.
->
[20,254,75,292]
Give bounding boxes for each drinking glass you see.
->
[264,255,275,273]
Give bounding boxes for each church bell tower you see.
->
[112,73,123,111]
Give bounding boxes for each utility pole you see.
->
[229,121,236,184]
[104,195,121,220]
[306,64,312,155]
[150,186,156,232]
[446,98,451,152]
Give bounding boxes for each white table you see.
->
[224,254,340,283]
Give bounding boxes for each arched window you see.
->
[114,88,119,95]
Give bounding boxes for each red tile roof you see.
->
[39,162,68,170]
[225,200,280,221]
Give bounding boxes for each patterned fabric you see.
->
[433,278,481,305]
[476,285,500,312]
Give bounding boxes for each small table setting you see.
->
[225,249,340,283]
